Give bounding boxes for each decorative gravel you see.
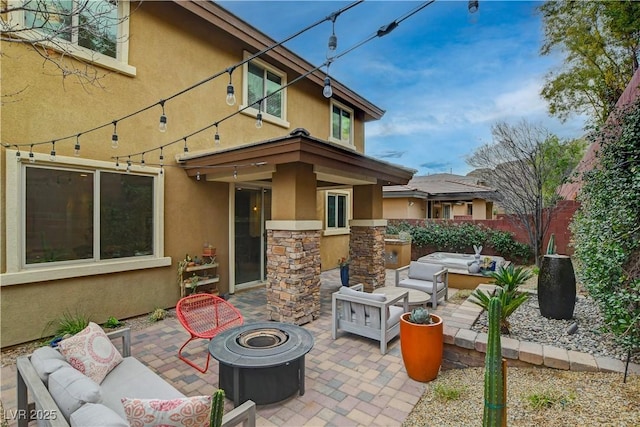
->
[470,292,639,364]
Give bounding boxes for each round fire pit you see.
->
[208,322,314,406]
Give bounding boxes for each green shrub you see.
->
[149,307,167,322]
[50,310,90,339]
[571,98,640,354]
[104,316,123,329]
[526,389,574,410]
[433,383,464,401]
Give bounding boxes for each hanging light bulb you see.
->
[159,147,164,167]
[323,76,333,98]
[74,134,81,157]
[159,100,167,132]
[196,171,201,181]
[226,68,236,106]
[111,121,119,149]
[183,138,189,153]
[468,0,479,13]
[126,157,132,173]
[327,16,337,57]
[214,124,221,146]
[15,146,21,162]
[29,145,35,163]
[140,152,146,168]
[115,157,120,170]
[255,112,263,129]
[233,166,238,179]
[49,141,56,161]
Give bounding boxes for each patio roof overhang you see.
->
[429,191,499,201]
[176,131,416,187]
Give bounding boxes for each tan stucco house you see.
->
[0,1,414,346]
[383,173,497,220]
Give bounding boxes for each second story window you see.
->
[330,101,353,145]
[245,58,286,121]
[10,0,135,75]
[24,0,119,58]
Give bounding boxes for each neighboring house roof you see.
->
[383,173,498,201]
[557,68,640,200]
[382,185,429,199]
[175,1,385,122]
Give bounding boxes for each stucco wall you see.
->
[0,2,369,346]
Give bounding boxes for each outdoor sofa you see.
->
[16,326,256,427]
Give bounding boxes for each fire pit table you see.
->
[208,322,314,407]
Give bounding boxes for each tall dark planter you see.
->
[538,254,576,319]
[340,266,349,286]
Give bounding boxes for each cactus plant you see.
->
[483,297,504,427]
[209,388,225,427]
[546,233,556,255]
[408,306,432,324]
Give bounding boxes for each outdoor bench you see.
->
[16,327,256,427]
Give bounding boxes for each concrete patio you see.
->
[1,269,638,426]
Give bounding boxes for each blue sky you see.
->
[219,0,587,176]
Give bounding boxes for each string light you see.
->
[159,100,167,132]
[115,157,120,169]
[226,67,237,106]
[468,0,479,14]
[74,134,81,157]
[327,13,338,57]
[255,102,263,129]
[140,152,146,167]
[323,63,333,98]
[15,145,21,161]
[49,141,56,161]
[159,147,164,175]
[233,166,238,179]
[196,171,201,181]
[126,156,132,173]
[183,138,189,153]
[214,124,220,146]
[29,145,35,163]
[111,121,119,149]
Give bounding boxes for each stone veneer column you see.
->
[266,220,321,325]
[349,219,387,293]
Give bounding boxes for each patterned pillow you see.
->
[121,396,212,427]
[58,322,123,384]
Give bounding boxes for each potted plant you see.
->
[399,307,443,382]
[338,257,350,286]
[537,233,576,319]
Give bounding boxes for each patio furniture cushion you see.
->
[101,357,185,421]
[70,403,128,427]
[120,396,212,427]
[48,366,102,420]
[408,261,444,282]
[58,322,123,384]
[30,345,71,384]
[397,278,446,294]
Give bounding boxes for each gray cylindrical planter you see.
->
[537,254,576,319]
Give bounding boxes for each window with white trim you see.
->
[330,100,353,145]
[242,54,287,124]
[326,191,349,231]
[24,164,156,266]
[8,0,134,75]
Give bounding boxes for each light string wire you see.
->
[118,0,438,167]
[1,0,365,150]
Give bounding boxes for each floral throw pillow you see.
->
[58,322,123,384]
[121,396,212,427]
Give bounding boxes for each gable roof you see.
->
[175,1,385,122]
[383,173,497,201]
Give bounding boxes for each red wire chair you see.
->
[176,294,244,373]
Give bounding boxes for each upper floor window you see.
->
[242,53,288,127]
[330,100,353,145]
[25,165,155,265]
[9,0,135,75]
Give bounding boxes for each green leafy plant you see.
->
[433,383,464,401]
[407,307,432,324]
[526,389,574,410]
[571,97,640,358]
[104,316,122,329]
[483,297,504,426]
[149,307,167,322]
[546,233,556,254]
[50,310,90,339]
[470,265,532,334]
[209,389,225,427]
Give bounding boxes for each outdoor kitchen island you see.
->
[209,322,314,407]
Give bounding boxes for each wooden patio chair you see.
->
[176,294,244,373]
